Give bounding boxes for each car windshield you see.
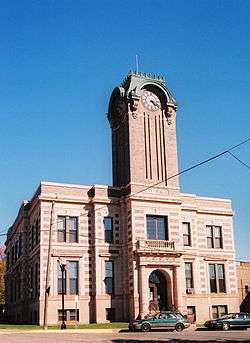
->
[144,314,154,320]
[175,313,184,319]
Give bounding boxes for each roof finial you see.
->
[135,54,139,74]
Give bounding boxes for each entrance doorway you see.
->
[149,270,168,311]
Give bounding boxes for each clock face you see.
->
[141,90,161,111]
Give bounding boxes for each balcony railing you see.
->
[136,239,175,252]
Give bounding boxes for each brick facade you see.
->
[5,72,239,324]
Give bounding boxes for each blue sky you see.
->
[1,0,249,259]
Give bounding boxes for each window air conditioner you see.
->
[186,288,194,294]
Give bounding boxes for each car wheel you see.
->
[141,323,151,332]
[222,322,230,331]
[175,323,184,332]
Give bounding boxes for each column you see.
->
[173,266,184,313]
[138,265,148,318]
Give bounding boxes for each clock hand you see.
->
[150,100,160,107]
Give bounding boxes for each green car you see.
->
[129,311,190,332]
[204,313,250,331]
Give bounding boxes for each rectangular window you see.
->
[57,263,67,295]
[185,262,193,289]
[206,225,213,248]
[209,264,217,292]
[58,309,79,322]
[106,308,115,321]
[214,226,223,248]
[69,309,79,321]
[212,305,228,319]
[69,261,78,295]
[183,222,191,246]
[58,216,66,242]
[209,264,226,293]
[146,215,168,240]
[68,217,78,243]
[57,216,78,243]
[206,225,223,249]
[217,264,226,292]
[58,310,64,322]
[104,217,113,243]
[105,261,114,294]
[57,260,78,295]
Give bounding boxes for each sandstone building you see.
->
[5,72,239,324]
[237,262,250,313]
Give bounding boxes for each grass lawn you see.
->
[0,324,41,330]
[0,322,129,330]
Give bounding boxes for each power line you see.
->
[2,137,250,235]
[107,137,250,201]
[227,151,250,170]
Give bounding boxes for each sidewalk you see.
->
[0,325,198,334]
[0,328,122,334]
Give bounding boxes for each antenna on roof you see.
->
[135,54,139,73]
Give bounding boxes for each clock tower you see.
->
[108,72,179,194]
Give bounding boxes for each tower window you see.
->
[146,215,168,240]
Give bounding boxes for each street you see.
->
[0,328,250,343]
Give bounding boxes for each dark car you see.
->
[129,311,190,332]
[204,312,250,331]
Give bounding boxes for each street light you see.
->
[59,257,67,329]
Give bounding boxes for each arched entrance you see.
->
[149,270,169,311]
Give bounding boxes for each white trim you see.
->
[181,193,231,203]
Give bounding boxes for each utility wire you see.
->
[122,138,250,198]
[2,138,250,235]
[227,151,250,170]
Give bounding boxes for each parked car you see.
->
[129,311,190,332]
[204,313,250,331]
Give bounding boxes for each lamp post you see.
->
[59,258,67,329]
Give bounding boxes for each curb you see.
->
[0,328,124,335]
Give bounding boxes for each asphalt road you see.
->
[0,328,250,343]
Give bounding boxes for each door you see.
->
[148,270,168,311]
